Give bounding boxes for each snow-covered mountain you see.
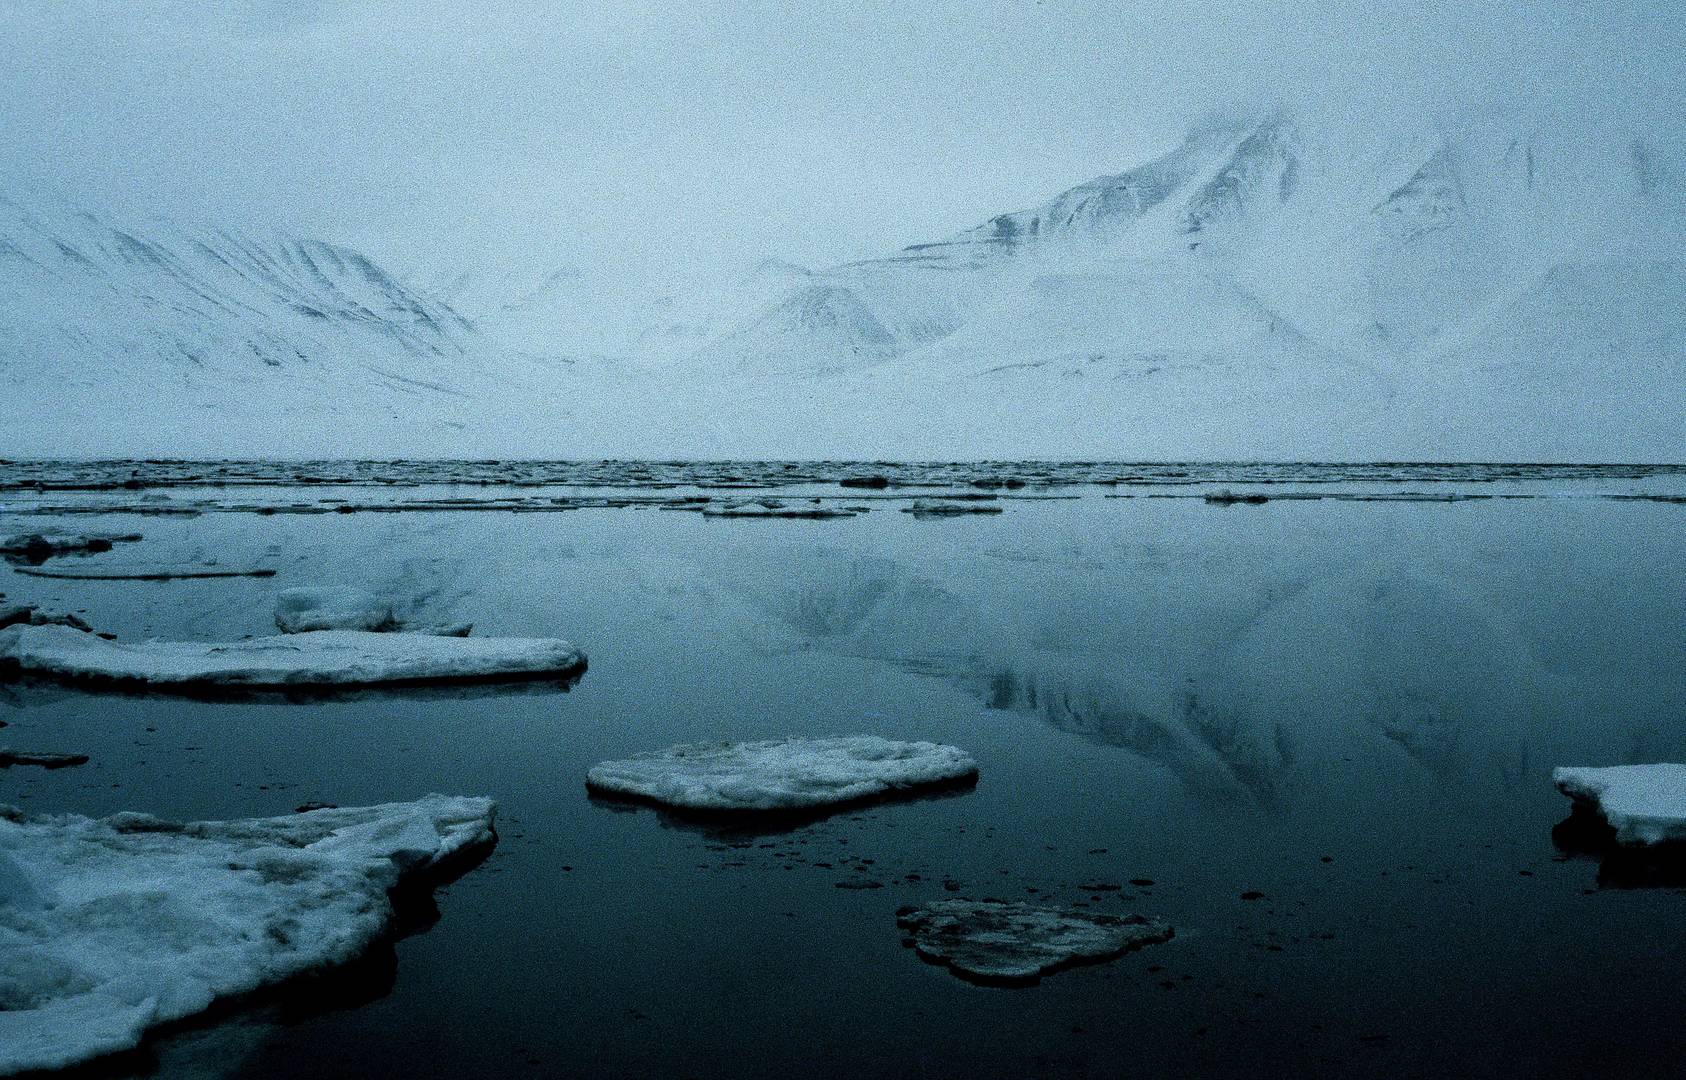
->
[2,104,1681,458]
[0,195,574,453]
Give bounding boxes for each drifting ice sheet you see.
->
[0,624,585,689]
[0,795,496,1075]
[896,900,1173,984]
[1553,765,1686,846]
[274,587,397,633]
[586,736,978,811]
[0,532,140,558]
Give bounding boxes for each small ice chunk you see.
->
[700,501,855,520]
[274,587,398,633]
[586,736,978,812]
[901,500,1003,517]
[0,624,585,690]
[1553,765,1686,846]
[896,900,1173,984]
[0,533,141,559]
[0,750,88,770]
[0,795,495,1074]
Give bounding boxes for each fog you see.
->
[4,0,1679,287]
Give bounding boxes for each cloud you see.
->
[2,0,1679,285]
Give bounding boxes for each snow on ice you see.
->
[274,587,400,633]
[896,900,1173,984]
[0,624,585,690]
[0,795,495,1075]
[586,736,978,812]
[1553,765,1686,846]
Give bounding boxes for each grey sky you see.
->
[3,0,1680,287]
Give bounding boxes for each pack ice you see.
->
[0,795,495,1075]
[0,624,585,690]
[896,900,1173,984]
[586,736,978,812]
[1553,765,1686,846]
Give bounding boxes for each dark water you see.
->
[3,463,1684,1079]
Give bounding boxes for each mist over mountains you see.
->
[3,105,1681,459]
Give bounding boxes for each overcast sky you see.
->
[2,0,1680,287]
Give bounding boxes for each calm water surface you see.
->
[2,464,1683,1079]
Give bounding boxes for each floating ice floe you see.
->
[901,500,1003,517]
[0,605,94,633]
[1553,765,1686,846]
[274,586,399,633]
[700,500,855,520]
[586,736,978,812]
[0,532,141,560]
[274,589,474,637]
[0,750,88,769]
[0,624,585,691]
[0,795,495,1075]
[11,565,276,581]
[896,900,1173,984]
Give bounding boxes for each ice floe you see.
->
[0,750,88,770]
[0,795,495,1075]
[274,587,399,633]
[896,900,1173,984]
[699,500,855,520]
[0,605,94,633]
[0,624,585,691]
[0,532,141,561]
[585,736,978,812]
[1553,765,1686,846]
[901,499,1003,517]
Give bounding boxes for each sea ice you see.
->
[0,750,88,770]
[896,900,1173,984]
[0,795,495,1075]
[700,500,855,520]
[0,605,94,633]
[0,532,140,560]
[901,500,1003,517]
[0,624,586,690]
[1553,765,1686,846]
[585,736,978,812]
[274,586,399,633]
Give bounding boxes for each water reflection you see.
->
[1550,809,1686,889]
[0,669,585,706]
[584,778,979,839]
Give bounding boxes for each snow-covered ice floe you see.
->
[896,900,1173,985]
[272,587,475,637]
[586,736,978,813]
[1553,765,1686,846]
[0,624,585,691]
[901,500,1003,517]
[274,587,399,633]
[0,532,141,559]
[0,795,495,1076]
